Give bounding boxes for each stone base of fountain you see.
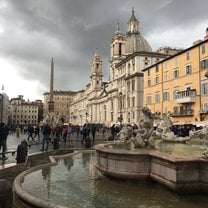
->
[95,143,208,194]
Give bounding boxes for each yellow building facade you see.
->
[143,29,208,124]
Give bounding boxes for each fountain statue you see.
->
[118,107,178,150]
[41,111,59,127]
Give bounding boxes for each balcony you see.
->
[171,109,194,117]
[176,89,196,104]
[199,107,208,114]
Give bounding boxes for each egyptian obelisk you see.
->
[48,58,54,112]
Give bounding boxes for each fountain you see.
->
[94,107,208,193]
[12,107,208,207]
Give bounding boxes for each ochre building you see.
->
[143,29,208,124]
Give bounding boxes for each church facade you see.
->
[69,9,168,127]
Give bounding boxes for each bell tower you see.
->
[109,22,126,81]
[90,48,103,90]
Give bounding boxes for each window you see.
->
[147,69,150,76]
[173,107,178,114]
[186,51,190,61]
[132,62,135,71]
[146,96,151,105]
[111,112,113,122]
[155,76,159,85]
[201,82,208,95]
[155,65,159,73]
[174,57,178,65]
[163,91,169,101]
[144,57,148,66]
[147,79,151,87]
[127,97,130,107]
[201,59,208,69]
[132,80,135,91]
[201,44,205,54]
[132,97,135,107]
[185,65,192,75]
[164,61,168,69]
[155,93,160,103]
[164,72,168,81]
[173,68,179,79]
[111,100,114,110]
[173,87,179,99]
[119,43,122,55]
[127,81,130,92]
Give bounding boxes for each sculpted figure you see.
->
[134,107,156,148]
[190,126,208,140]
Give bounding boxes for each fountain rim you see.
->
[13,149,94,208]
[94,142,207,162]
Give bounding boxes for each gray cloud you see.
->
[0,0,208,99]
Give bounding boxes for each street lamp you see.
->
[119,92,123,127]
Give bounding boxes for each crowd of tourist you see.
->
[0,120,207,161]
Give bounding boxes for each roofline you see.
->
[115,51,168,68]
[142,38,208,72]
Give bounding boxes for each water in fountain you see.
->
[21,151,208,208]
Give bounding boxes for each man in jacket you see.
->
[41,123,51,151]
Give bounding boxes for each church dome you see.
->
[125,33,152,53]
[125,8,152,53]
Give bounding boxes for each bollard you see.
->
[85,137,91,148]
[16,140,28,164]
[0,179,13,208]
[53,137,59,150]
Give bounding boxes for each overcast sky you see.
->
[0,0,208,101]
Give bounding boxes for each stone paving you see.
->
[0,131,110,169]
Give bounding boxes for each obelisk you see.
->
[48,58,54,112]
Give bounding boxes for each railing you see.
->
[171,110,194,117]
[176,89,196,103]
[199,108,208,114]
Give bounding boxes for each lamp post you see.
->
[119,92,123,127]
[85,112,88,123]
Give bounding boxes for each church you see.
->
[69,9,170,127]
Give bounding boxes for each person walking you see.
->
[0,122,7,160]
[27,125,34,141]
[110,124,116,141]
[33,125,40,141]
[91,124,96,144]
[62,125,68,143]
[16,126,21,138]
[41,123,51,151]
[81,124,88,143]
[4,124,10,151]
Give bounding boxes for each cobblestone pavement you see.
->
[0,131,110,169]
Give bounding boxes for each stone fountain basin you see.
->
[94,143,208,194]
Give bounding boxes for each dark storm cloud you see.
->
[0,0,208,99]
